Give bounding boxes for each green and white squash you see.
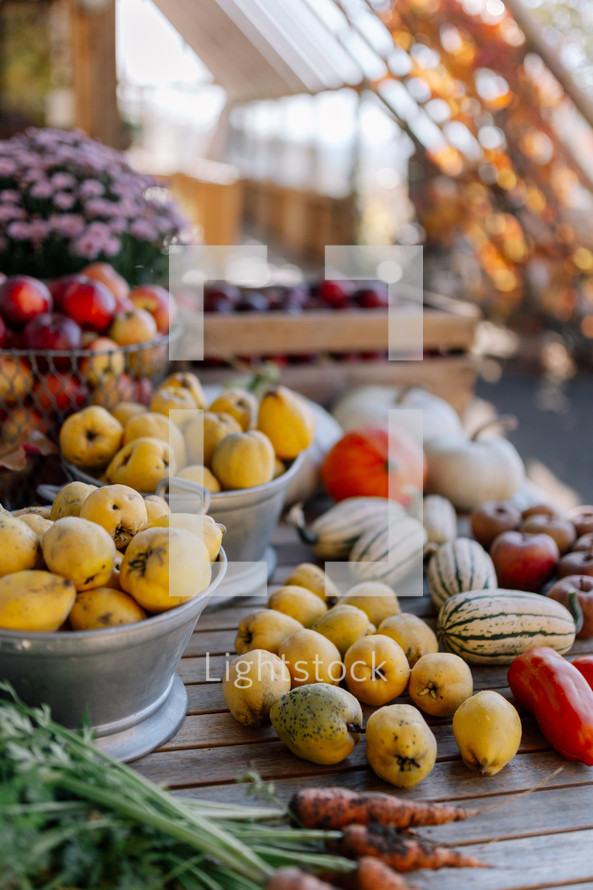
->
[427,537,497,609]
[287,497,406,560]
[349,516,427,587]
[422,495,457,545]
[437,589,577,664]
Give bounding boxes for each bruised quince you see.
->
[80,483,148,550]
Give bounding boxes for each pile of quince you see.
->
[224,566,522,788]
[0,480,222,633]
[58,371,315,494]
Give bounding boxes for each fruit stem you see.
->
[395,384,427,404]
[286,503,318,547]
[346,723,365,734]
[567,589,584,635]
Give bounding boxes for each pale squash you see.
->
[331,385,464,444]
[424,417,525,512]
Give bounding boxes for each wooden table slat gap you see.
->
[183,770,593,805]
[186,707,229,717]
[142,746,570,793]
[156,736,277,754]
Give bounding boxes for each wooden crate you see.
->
[200,292,480,415]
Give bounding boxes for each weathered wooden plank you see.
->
[150,747,592,798]
[198,602,262,630]
[178,655,229,684]
[411,829,593,890]
[184,629,237,658]
[186,683,227,714]
[160,711,277,749]
[417,785,593,846]
[202,309,476,358]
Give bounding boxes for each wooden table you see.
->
[135,524,593,889]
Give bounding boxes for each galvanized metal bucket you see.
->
[0,550,227,762]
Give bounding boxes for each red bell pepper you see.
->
[572,655,593,689]
[507,646,593,766]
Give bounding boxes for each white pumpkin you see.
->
[331,385,463,445]
[424,417,525,512]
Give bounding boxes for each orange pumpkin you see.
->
[321,424,426,506]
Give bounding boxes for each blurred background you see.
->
[1,0,593,502]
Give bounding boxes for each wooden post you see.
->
[69,0,121,147]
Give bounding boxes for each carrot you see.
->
[331,825,488,872]
[355,857,418,890]
[266,867,341,890]
[319,859,417,890]
[289,788,475,831]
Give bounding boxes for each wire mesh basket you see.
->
[0,330,179,445]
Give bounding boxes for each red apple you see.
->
[0,275,52,328]
[2,329,23,349]
[236,291,269,312]
[129,284,176,334]
[203,283,241,313]
[0,315,5,348]
[573,533,593,552]
[62,280,116,332]
[547,575,593,638]
[267,285,308,312]
[470,501,521,550]
[47,274,89,311]
[354,284,389,309]
[22,313,83,352]
[490,530,559,592]
[557,550,593,579]
[520,514,576,555]
[82,262,129,301]
[568,505,593,538]
[109,308,157,346]
[33,372,88,413]
[317,280,354,309]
